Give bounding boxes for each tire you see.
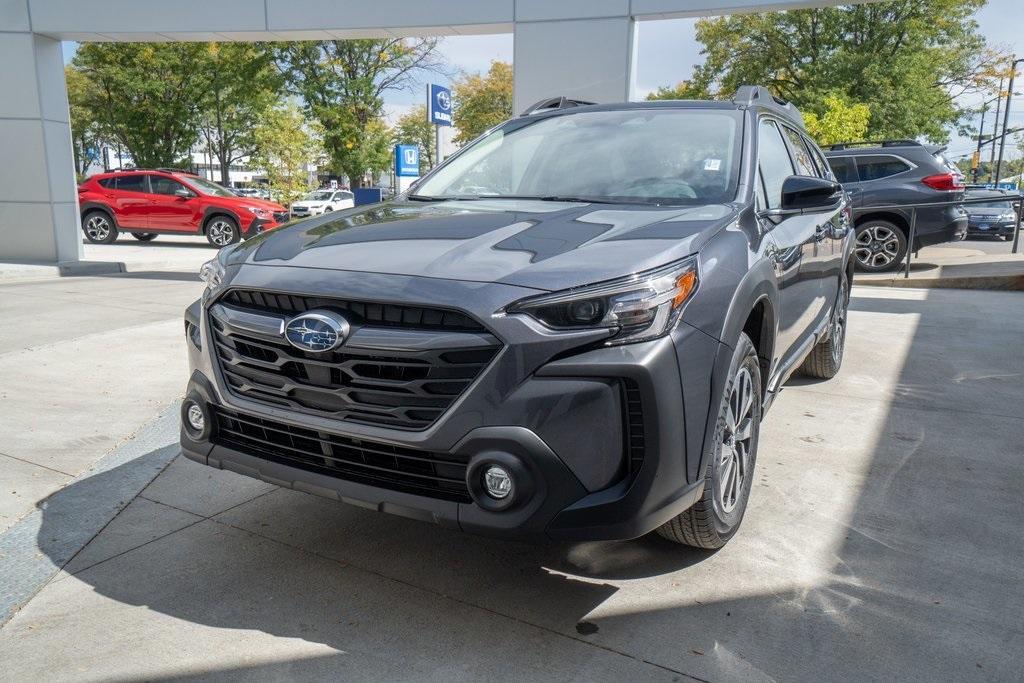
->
[656,333,762,549]
[324,207,333,213]
[131,232,158,242]
[205,215,240,247]
[82,210,118,244]
[800,272,849,379]
[853,220,907,272]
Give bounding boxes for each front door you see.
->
[147,175,199,232]
[757,118,821,365]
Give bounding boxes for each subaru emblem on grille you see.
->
[284,311,350,352]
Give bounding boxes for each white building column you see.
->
[0,16,85,268]
[512,2,638,114]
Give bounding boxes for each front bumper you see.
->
[181,269,722,542]
[966,220,1016,236]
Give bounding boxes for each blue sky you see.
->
[62,0,1023,159]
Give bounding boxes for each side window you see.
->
[342,191,354,200]
[332,192,345,201]
[98,177,116,189]
[806,139,834,180]
[757,119,796,209]
[115,174,148,193]
[781,126,817,176]
[150,176,189,196]
[855,155,911,182]
[827,156,858,184]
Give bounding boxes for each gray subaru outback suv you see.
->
[824,140,967,272]
[181,86,854,549]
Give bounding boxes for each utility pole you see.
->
[973,105,988,183]
[989,76,1005,181]
[995,56,1022,185]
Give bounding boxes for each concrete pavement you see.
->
[856,237,1024,290]
[0,279,1022,680]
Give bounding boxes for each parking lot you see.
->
[1,257,1021,680]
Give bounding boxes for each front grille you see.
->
[222,289,486,333]
[273,211,290,223]
[212,407,471,502]
[621,379,645,475]
[211,291,500,430]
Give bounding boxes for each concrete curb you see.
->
[856,273,1024,291]
[0,404,180,626]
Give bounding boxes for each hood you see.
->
[228,197,285,212]
[291,200,326,209]
[227,199,738,292]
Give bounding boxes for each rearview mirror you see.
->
[780,176,843,213]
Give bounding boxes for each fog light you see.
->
[186,403,205,432]
[483,465,513,500]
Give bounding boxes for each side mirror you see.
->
[780,176,843,212]
[175,187,193,199]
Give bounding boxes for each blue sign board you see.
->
[353,188,383,206]
[428,83,453,126]
[395,144,420,177]
[984,181,1019,191]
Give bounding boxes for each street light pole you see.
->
[994,56,1022,185]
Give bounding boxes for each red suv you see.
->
[77,169,290,247]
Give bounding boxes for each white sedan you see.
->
[290,190,355,218]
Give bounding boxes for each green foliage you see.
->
[393,105,435,172]
[679,0,1001,143]
[65,66,104,178]
[71,43,210,167]
[198,43,282,184]
[277,39,443,187]
[250,101,323,206]
[803,95,871,145]
[452,61,513,146]
[646,81,711,101]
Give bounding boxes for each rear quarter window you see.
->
[826,156,857,184]
[855,155,911,182]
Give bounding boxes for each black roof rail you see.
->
[732,85,805,128]
[155,167,195,175]
[519,96,596,117]
[827,139,922,151]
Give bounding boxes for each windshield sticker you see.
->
[704,158,722,171]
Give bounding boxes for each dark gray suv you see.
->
[824,140,967,272]
[181,86,854,549]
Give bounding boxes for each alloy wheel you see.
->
[716,366,755,514]
[854,225,901,269]
[831,279,849,365]
[85,215,111,241]
[207,220,235,246]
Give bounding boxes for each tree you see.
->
[71,43,210,167]
[276,39,445,188]
[251,101,323,207]
[393,105,435,172]
[65,66,105,179]
[803,94,871,146]
[197,43,281,185]
[452,61,512,146]
[661,1,1002,143]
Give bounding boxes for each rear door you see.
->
[107,174,150,229]
[333,191,354,209]
[147,175,199,232]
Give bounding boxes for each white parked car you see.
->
[290,190,355,218]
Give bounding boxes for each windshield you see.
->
[970,201,1013,211]
[305,191,334,201]
[186,176,237,198]
[413,108,742,205]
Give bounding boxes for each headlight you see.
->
[245,206,268,217]
[199,254,227,288]
[505,256,698,346]
[999,212,1016,222]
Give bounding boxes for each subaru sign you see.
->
[428,83,452,126]
[395,144,420,177]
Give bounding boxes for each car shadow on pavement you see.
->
[98,270,201,282]
[26,289,1024,680]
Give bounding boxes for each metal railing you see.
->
[853,193,1023,278]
